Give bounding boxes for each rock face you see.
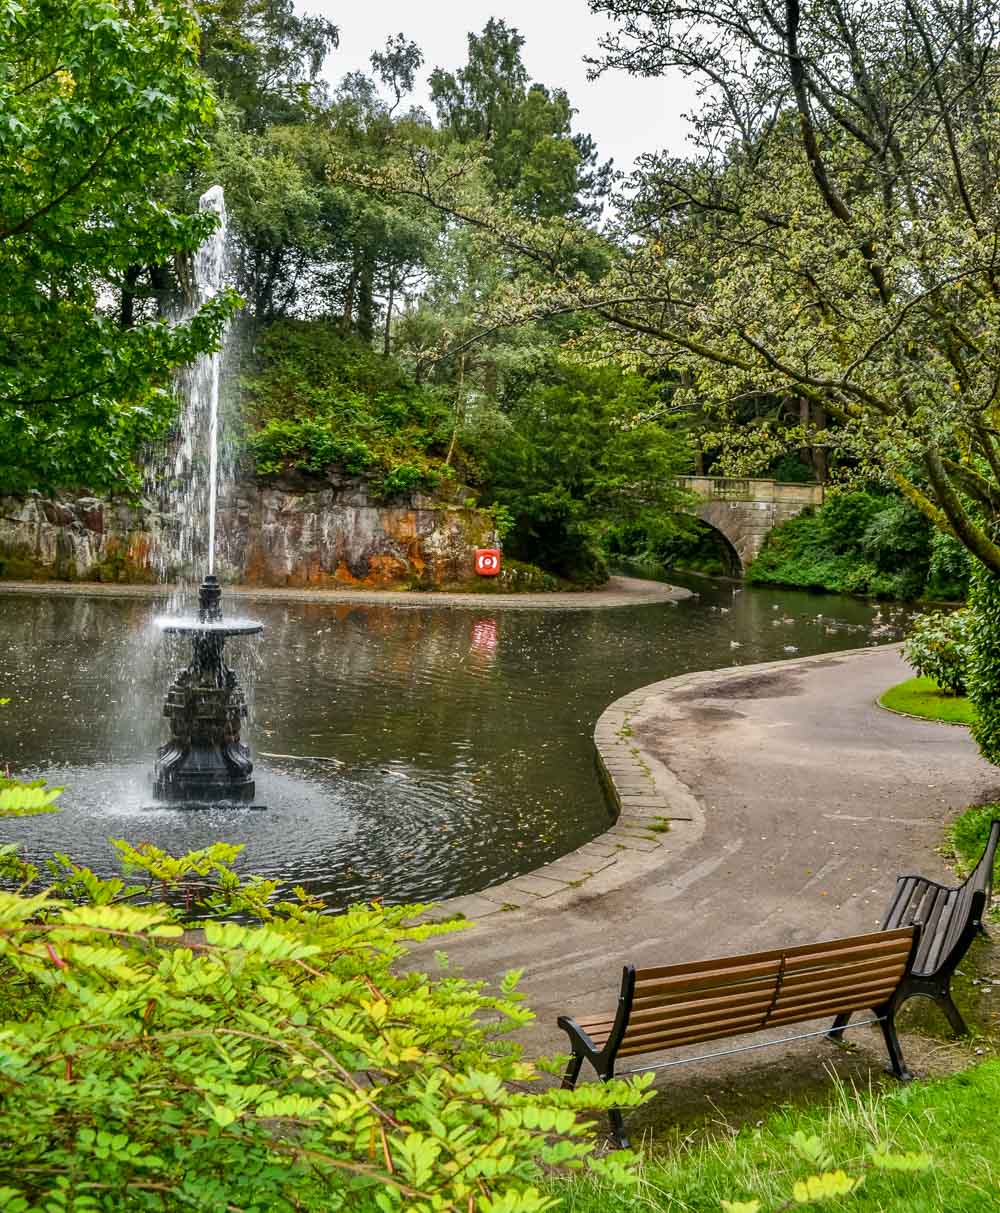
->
[0,477,497,588]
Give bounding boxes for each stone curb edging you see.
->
[0,577,693,613]
[431,644,891,926]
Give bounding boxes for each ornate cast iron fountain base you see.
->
[153,576,263,804]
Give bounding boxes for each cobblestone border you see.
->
[432,647,882,923]
[429,672,711,922]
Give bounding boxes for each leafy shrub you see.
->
[0,841,647,1210]
[925,530,971,601]
[903,609,972,695]
[821,491,883,554]
[859,500,932,599]
[748,490,935,600]
[251,417,376,477]
[607,519,735,578]
[245,321,455,495]
[968,566,1000,766]
[767,454,816,483]
[377,460,443,498]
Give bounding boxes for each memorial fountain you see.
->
[151,186,264,807]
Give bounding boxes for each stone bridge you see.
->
[677,476,825,573]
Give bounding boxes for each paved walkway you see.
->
[424,645,999,1134]
[0,575,691,612]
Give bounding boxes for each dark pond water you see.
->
[0,580,913,908]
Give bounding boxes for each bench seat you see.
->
[558,927,920,1148]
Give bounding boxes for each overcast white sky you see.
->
[302,0,699,175]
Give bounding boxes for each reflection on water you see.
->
[0,581,914,907]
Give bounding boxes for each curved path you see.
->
[0,574,691,612]
[425,645,998,1131]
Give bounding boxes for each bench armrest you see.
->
[557,1015,601,1058]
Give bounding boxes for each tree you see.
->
[467,361,691,582]
[431,19,612,219]
[584,0,1000,573]
[0,0,237,495]
[370,0,1000,579]
[198,0,339,131]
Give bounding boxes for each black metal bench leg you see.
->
[598,1065,631,1150]
[607,1104,630,1151]
[561,1051,584,1090]
[935,991,970,1038]
[827,1011,851,1041]
[877,1010,913,1081]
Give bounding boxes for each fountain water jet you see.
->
[151,187,264,807]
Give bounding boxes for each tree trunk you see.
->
[342,258,359,334]
[149,263,172,318]
[445,353,465,466]
[119,264,141,329]
[813,403,828,483]
[357,253,375,344]
[383,265,395,357]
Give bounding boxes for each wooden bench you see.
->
[830,818,999,1040]
[557,927,920,1148]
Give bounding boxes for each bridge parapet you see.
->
[676,476,825,573]
[677,476,825,507]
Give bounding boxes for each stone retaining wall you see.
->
[0,477,496,589]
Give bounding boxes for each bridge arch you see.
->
[677,476,825,574]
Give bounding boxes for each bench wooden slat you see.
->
[918,889,954,972]
[771,970,906,1012]
[884,876,919,928]
[617,1016,781,1056]
[631,972,778,1009]
[633,959,781,999]
[778,956,907,992]
[632,929,912,987]
[623,997,779,1043]
[769,978,903,1020]
[628,988,778,1026]
[939,883,977,964]
[626,936,913,1047]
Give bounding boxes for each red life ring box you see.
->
[475,549,501,576]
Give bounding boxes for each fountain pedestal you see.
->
[153,576,262,804]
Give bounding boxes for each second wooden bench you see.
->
[558,927,920,1148]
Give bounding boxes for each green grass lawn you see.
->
[557,1062,1000,1211]
[879,676,975,726]
[949,802,1000,877]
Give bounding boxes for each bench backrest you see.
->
[610,928,917,1060]
[931,818,1000,972]
[964,818,1000,902]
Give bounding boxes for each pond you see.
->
[0,580,913,908]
